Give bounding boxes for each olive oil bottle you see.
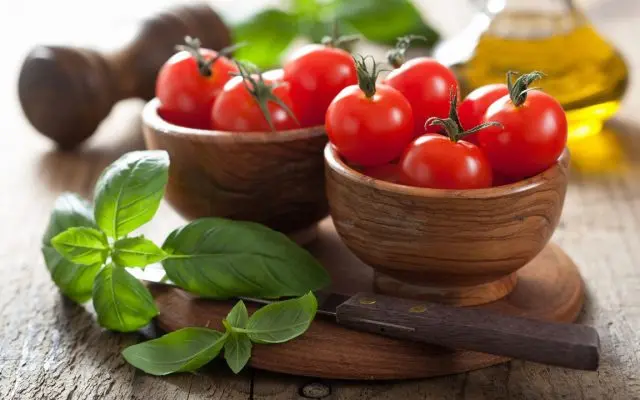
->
[434,0,629,139]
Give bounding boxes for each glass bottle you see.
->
[434,0,629,139]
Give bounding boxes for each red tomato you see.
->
[284,45,358,127]
[384,58,459,136]
[156,45,237,128]
[399,134,492,189]
[211,75,298,132]
[458,84,509,144]
[361,162,400,183]
[478,90,567,180]
[262,68,284,82]
[326,84,413,167]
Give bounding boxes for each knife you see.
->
[131,266,600,371]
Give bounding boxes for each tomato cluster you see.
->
[325,42,567,190]
[155,36,357,132]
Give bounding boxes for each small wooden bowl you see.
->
[325,145,570,306]
[142,98,329,236]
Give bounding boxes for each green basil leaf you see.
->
[42,193,101,303]
[292,0,321,16]
[245,292,317,344]
[161,218,330,299]
[92,264,158,332]
[224,332,252,374]
[51,227,109,266]
[94,150,169,239]
[122,328,228,376]
[225,300,249,329]
[112,236,167,268]
[231,9,299,69]
[335,0,439,47]
[41,247,102,303]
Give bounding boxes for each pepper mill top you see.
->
[18,3,232,149]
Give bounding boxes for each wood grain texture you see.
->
[152,241,585,380]
[142,98,329,234]
[325,145,569,305]
[2,0,640,398]
[17,3,231,149]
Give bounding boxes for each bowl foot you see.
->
[373,271,518,306]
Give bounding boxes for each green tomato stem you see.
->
[386,35,427,68]
[507,70,545,107]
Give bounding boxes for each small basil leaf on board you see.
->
[42,193,100,303]
[224,332,252,374]
[122,328,228,376]
[231,9,299,69]
[51,227,109,266]
[112,236,167,268]
[161,218,330,299]
[225,300,249,329]
[94,150,169,239]
[92,264,158,332]
[335,0,439,47]
[245,292,317,344]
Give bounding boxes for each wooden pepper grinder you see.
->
[18,3,232,149]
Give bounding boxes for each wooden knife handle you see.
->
[336,293,600,371]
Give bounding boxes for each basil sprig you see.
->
[123,292,317,375]
[42,150,329,373]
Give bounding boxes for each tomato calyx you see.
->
[353,55,385,99]
[175,36,243,78]
[507,70,545,107]
[321,20,361,51]
[232,61,299,131]
[426,89,501,142]
[386,35,427,68]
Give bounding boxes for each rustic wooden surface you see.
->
[1,0,640,399]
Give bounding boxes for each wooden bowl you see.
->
[325,145,570,306]
[142,98,329,236]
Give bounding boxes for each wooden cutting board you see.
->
[150,218,584,380]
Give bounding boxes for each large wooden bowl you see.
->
[142,98,329,235]
[325,144,570,306]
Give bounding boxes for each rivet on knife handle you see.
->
[335,293,600,371]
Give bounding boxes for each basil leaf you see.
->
[161,218,330,299]
[51,227,109,266]
[94,150,169,239]
[225,300,249,329]
[335,0,439,47]
[92,264,158,332]
[224,332,252,374]
[41,247,102,304]
[245,292,317,344]
[42,193,101,303]
[231,9,299,69]
[112,236,167,268]
[122,328,228,376]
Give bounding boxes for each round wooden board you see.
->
[151,218,585,380]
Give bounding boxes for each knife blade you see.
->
[131,266,600,371]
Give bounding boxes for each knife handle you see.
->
[335,293,599,371]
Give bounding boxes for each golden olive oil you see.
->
[449,11,629,139]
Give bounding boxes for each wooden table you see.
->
[1,1,639,399]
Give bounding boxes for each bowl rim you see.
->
[324,144,570,199]
[142,98,325,143]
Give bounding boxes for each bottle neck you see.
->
[485,0,574,14]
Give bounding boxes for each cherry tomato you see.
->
[399,134,492,189]
[284,44,358,127]
[384,58,459,136]
[458,84,509,144]
[326,84,413,167]
[361,162,400,183]
[478,74,567,180]
[211,73,298,132]
[156,38,237,128]
[262,68,284,82]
